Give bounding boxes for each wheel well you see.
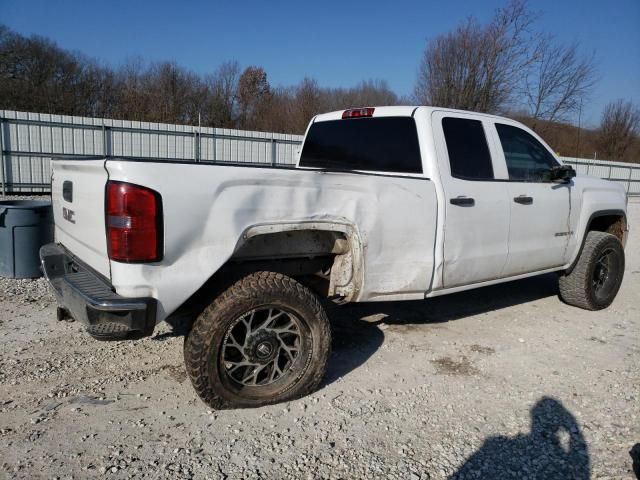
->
[232,229,348,260]
[166,228,357,329]
[588,214,626,242]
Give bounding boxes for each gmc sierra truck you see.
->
[40,106,629,409]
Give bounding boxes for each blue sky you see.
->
[2,0,639,126]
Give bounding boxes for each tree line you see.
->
[0,24,400,134]
[0,1,638,162]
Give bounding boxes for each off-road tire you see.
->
[184,271,331,409]
[559,231,625,310]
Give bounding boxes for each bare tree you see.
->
[258,86,297,133]
[345,79,398,107]
[478,0,538,111]
[258,78,402,134]
[0,26,110,116]
[113,57,149,121]
[598,100,640,161]
[237,66,270,130]
[524,37,596,125]
[204,61,240,128]
[147,62,181,123]
[293,77,321,131]
[320,79,399,114]
[414,0,537,112]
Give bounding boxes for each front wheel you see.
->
[184,271,331,409]
[559,231,625,310]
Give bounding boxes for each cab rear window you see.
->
[299,117,423,174]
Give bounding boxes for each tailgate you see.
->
[51,159,111,278]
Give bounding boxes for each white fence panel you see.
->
[1,110,637,195]
[561,157,640,195]
[0,110,304,193]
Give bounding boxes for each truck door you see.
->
[432,112,511,288]
[489,122,571,276]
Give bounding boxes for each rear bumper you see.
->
[39,243,156,340]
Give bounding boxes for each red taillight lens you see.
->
[106,181,162,262]
[342,107,375,119]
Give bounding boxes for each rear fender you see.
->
[236,221,364,301]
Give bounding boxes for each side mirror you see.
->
[550,165,576,182]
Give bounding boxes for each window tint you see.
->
[496,123,559,182]
[442,117,494,180]
[299,117,422,174]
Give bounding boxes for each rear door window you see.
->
[299,117,423,174]
[442,117,494,180]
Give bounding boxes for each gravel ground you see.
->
[0,197,638,479]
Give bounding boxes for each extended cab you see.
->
[41,106,629,409]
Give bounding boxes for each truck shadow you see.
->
[323,272,559,385]
[448,396,590,479]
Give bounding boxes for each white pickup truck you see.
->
[41,106,628,409]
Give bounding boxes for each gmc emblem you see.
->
[62,207,76,224]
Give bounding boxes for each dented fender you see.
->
[104,161,438,322]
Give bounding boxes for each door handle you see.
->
[513,195,533,205]
[450,196,475,207]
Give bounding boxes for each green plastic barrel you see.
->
[0,200,53,278]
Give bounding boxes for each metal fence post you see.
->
[271,138,276,167]
[102,124,106,157]
[102,124,111,159]
[627,167,633,196]
[212,130,217,163]
[194,130,200,163]
[0,118,5,196]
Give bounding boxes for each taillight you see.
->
[342,107,375,119]
[106,181,163,262]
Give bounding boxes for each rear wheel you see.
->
[559,231,625,310]
[184,271,331,409]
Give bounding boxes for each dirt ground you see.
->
[1,199,638,479]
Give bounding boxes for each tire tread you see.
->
[559,231,624,310]
[184,271,331,409]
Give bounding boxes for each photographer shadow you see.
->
[450,397,590,479]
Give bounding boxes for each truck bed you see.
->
[51,159,438,322]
